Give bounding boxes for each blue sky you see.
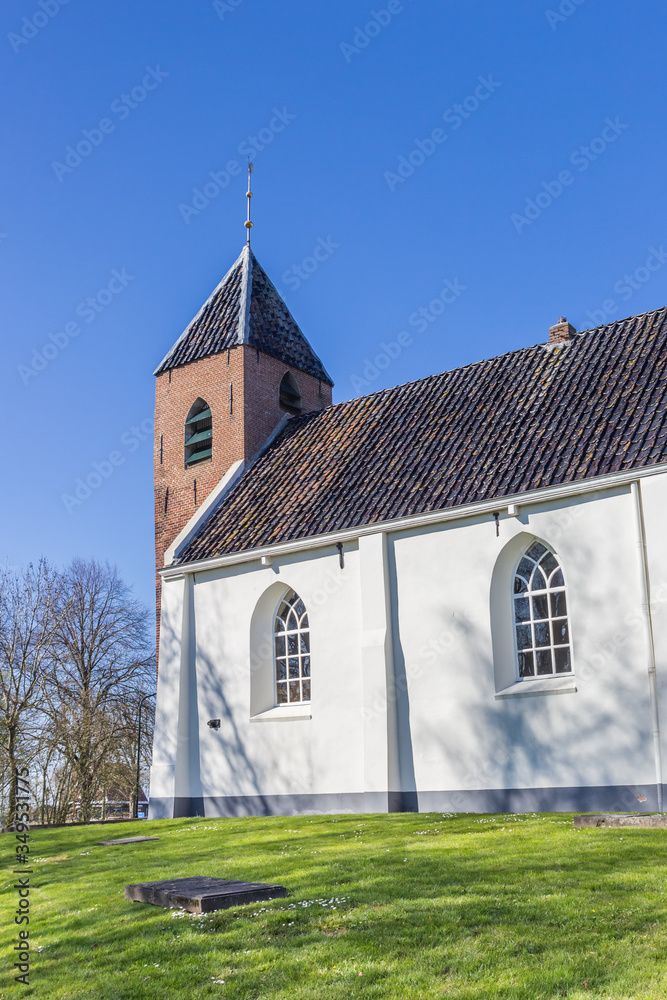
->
[2,0,666,615]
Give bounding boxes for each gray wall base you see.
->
[149,783,663,820]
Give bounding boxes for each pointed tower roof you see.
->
[154,245,333,383]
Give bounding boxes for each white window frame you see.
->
[273,590,311,707]
[511,541,574,683]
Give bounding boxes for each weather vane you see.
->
[245,161,254,244]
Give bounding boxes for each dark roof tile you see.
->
[178,306,667,563]
[154,246,333,383]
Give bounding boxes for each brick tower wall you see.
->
[154,345,332,651]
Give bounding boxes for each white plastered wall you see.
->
[151,472,667,812]
[191,544,365,801]
[390,483,663,800]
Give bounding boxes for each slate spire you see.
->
[154,245,333,384]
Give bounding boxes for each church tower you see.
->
[153,241,334,643]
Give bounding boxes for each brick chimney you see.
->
[549,316,576,344]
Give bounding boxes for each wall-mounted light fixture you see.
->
[207,719,221,730]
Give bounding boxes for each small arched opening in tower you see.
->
[184,398,213,467]
[279,372,302,415]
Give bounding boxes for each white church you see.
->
[148,235,667,819]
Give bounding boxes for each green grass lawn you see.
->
[2,812,666,999]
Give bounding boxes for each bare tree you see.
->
[45,559,153,823]
[0,560,60,825]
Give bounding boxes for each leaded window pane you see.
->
[536,650,553,675]
[551,591,567,617]
[555,647,572,673]
[516,624,532,650]
[532,594,549,620]
[517,558,534,580]
[540,552,558,578]
[552,619,569,645]
[273,590,311,705]
[289,681,301,702]
[534,622,551,647]
[518,651,534,677]
[513,543,572,681]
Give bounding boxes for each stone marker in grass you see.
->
[574,814,667,828]
[97,836,160,846]
[125,876,288,913]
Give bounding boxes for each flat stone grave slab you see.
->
[97,836,160,846]
[574,814,667,828]
[125,876,288,913]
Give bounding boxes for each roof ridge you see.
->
[237,244,253,344]
[176,303,667,563]
[320,304,667,415]
[154,244,333,383]
[577,304,667,337]
[153,248,246,376]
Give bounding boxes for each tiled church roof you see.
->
[177,306,667,564]
[154,245,333,384]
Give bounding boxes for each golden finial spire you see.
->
[245,160,254,245]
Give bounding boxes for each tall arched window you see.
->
[185,398,212,467]
[274,590,310,704]
[279,372,302,415]
[513,541,572,678]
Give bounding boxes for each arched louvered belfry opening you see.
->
[279,372,302,415]
[184,398,212,467]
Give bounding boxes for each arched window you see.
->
[513,541,572,678]
[274,590,310,704]
[279,372,302,415]
[184,398,212,467]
